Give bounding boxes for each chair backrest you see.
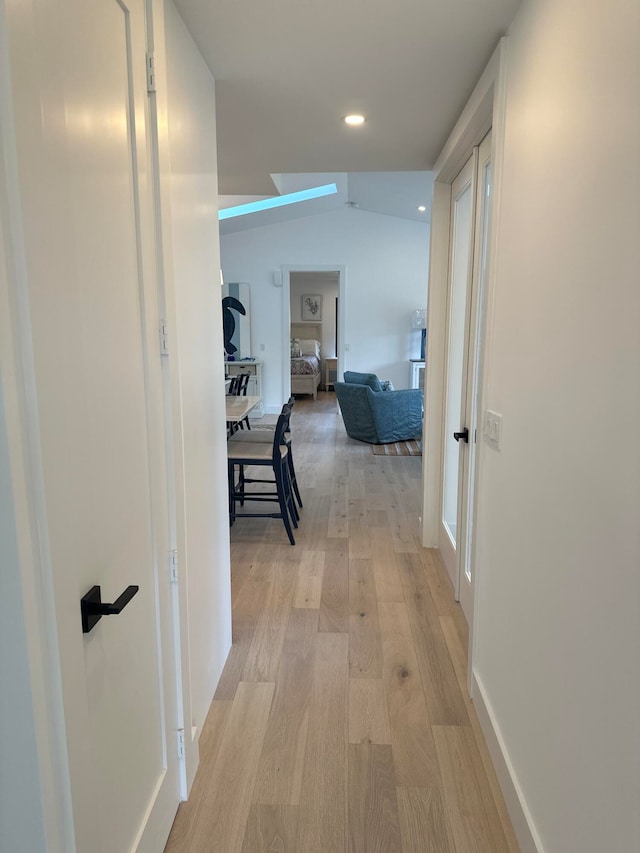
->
[270,411,290,461]
[227,375,240,395]
[237,372,250,396]
[285,397,295,426]
[343,371,383,392]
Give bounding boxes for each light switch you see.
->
[483,410,502,450]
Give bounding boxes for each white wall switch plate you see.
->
[483,410,503,450]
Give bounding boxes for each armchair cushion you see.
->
[334,381,423,444]
[343,371,383,392]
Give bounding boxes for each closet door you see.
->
[5,0,181,847]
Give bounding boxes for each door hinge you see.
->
[169,549,178,584]
[146,52,156,93]
[159,319,169,356]
[176,729,185,759]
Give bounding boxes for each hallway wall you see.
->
[163,0,232,754]
[474,1,640,849]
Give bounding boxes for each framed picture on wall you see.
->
[301,294,322,321]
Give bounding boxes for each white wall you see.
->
[221,207,429,409]
[162,0,232,741]
[473,1,640,850]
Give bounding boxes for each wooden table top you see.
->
[225,395,262,423]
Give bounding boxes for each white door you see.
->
[440,132,493,624]
[5,0,180,850]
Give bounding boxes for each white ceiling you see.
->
[174,0,521,196]
[218,171,434,235]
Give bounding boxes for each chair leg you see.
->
[241,466,298,519]
[287,471,299,526]
[287,447,303,509]
[282,459,299,528]
[274,460,295,545]
[281,460,299,525]
[238,464,245,506]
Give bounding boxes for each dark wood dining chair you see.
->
[236,372,251,430]
[227,412,297,545]
[229,398,302,509]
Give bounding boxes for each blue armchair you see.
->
[335,372,423,444]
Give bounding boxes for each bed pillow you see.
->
[299,339,320,357]
[290,338,301,357]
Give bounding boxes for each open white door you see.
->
[458,131,493,621]
[440,131,492,625]
[440,153,477,596]
[4,0,181,849]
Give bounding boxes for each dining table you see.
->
[225,395,262,430]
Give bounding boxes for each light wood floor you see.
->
[165,393,519,853]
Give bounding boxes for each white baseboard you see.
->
[471,671,544,853]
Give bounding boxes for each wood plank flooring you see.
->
[165,393,519,853]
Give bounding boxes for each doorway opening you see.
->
[281,265,346,404]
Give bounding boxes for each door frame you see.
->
[0,2,75,847]
[280,263,346,404]
[438,150,479,599]
[421,38,508,691]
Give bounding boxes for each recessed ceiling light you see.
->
[417,205,426,212]
[343,114,365,126]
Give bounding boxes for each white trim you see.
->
[422,39,507,603]
[421,181,450,548]
[472,672,544,853]
[144,0,197,796]
[433,43,502,183]
[280,263,346,400]
[281,266,292,400]
[423,38,508,550]
[468,37,510,698]
[0,2,75,847]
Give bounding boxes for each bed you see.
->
[290,322,322,399]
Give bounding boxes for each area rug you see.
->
[372,439,422,457]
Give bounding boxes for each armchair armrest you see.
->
[369,388,423,443]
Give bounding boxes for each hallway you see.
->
[165,393,518,852]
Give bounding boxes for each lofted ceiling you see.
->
[217,171,435,235]
[174,0,521,196]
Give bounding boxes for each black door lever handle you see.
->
[453,428,469,443]
[81,584,139,634]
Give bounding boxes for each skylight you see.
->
[218,183,338,220]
